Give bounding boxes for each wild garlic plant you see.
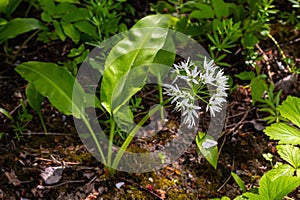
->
[163,57,228,128]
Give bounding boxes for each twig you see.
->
[217,158,235,192]
[37,180,86,189]
[118,177,164,200]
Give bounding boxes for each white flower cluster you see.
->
[163,57,228,128]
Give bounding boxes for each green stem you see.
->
[107,117,115,166]
[157,75,164,121]
[82,114,107,166]
[37,112,47,133]
[267,33,292,72]
[112,99,170,169]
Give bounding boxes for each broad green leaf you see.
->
[196,132,218,169]
[234,71,255,81]
[231,172,246,192]
[61,21,80,44]
[264,122,300,145]
[259,170,300,200]
[15,61,86,118]
[277,96,300,128]
[100,14,174,114]
[277,145,300,169]
[211,0,229,18]
[26,82,44,113]
[250,76,267,105]
[0,18,46,43]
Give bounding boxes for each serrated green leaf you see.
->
[267,164,295,179]
[264,122,300,145]
[277,145,300,169]
[196,133,218,169]
[277,96,300,128]
[259,170,300,200]
[0,18,46,43]
[100,14,174,114]
[234,71,255,81]
[231,172,246,192]
[26,82,44,113]
[15,61,87,118]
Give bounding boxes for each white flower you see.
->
[164,57,228,127]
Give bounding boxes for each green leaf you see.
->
[243,169,300,200]
[231,172,246,192]
[39,0,55,15]
[1,0,21,16]
[55,2,77,15]
[267,164,295,179]
[189,3,215,19]
[61,21,80,44]
[53,20,66,41]
[234,71,255,81]
[100,14,174,114]
[0,0,9,13]
[277,96,300,128]
[74,21,98,38]
[264,122,300,145]
[277,145,300,169]
[62,8,90,22]
[0,18,46,43]
[196,132,218,169]
[250,76,267,105]
[259,170,300,200]
[211,0,229,18]
[15,61,87,118]
[0,107,13,120]
[26,82,44,113]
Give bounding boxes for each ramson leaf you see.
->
[16,61,87,118]
[264,122,300,145]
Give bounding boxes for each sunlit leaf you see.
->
[277,96,300,128]
[277,145,300,169]
[264,122,300,145]
[15,61,87,118]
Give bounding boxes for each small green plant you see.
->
[213,96,300,200]
[0,100,33,140]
